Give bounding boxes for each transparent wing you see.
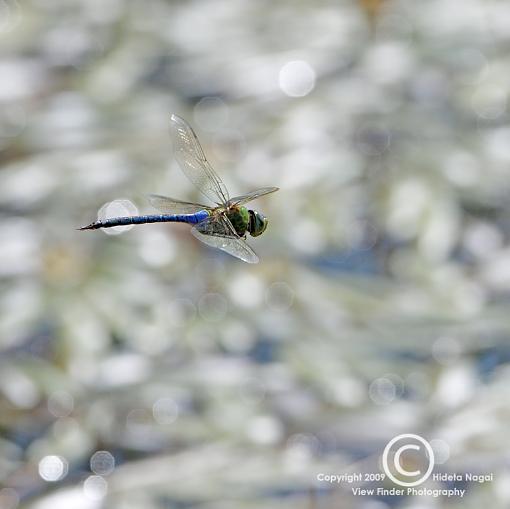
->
[170,114,230,206]
[148,194,211,214]
[190,214,259,264]
[228,187,279,206]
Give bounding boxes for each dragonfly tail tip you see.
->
[78,222,96,231]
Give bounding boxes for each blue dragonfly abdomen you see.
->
[79,210,210,230]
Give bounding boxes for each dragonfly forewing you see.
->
[228,187,279,207]
[170,114,230,206]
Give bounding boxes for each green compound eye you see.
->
[249,210,268,237]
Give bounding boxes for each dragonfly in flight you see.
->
[80,114,278,263]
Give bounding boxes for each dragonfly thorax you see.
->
[225,207,268,238]
[226,206,250,237]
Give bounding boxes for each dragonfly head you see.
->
[248,210,268,237]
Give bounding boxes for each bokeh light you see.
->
[265,282,294,312]
[193,97,229,132]
[152,397,179,425]
[432,336,462,365]
[227,274,264,308]
[47,391,74,418]
[368,378,397,405]
[278,60,316,97]
[246,415,283,445]
[430,439,450,465]
[97,199,139,235]
[90,450,115,476]
[83,475,108,501]
[38,455,68,482]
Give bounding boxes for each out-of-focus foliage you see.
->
[1,0,510,507]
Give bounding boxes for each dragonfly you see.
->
[79,114,278,263]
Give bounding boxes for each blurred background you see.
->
[2,0,510,507]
